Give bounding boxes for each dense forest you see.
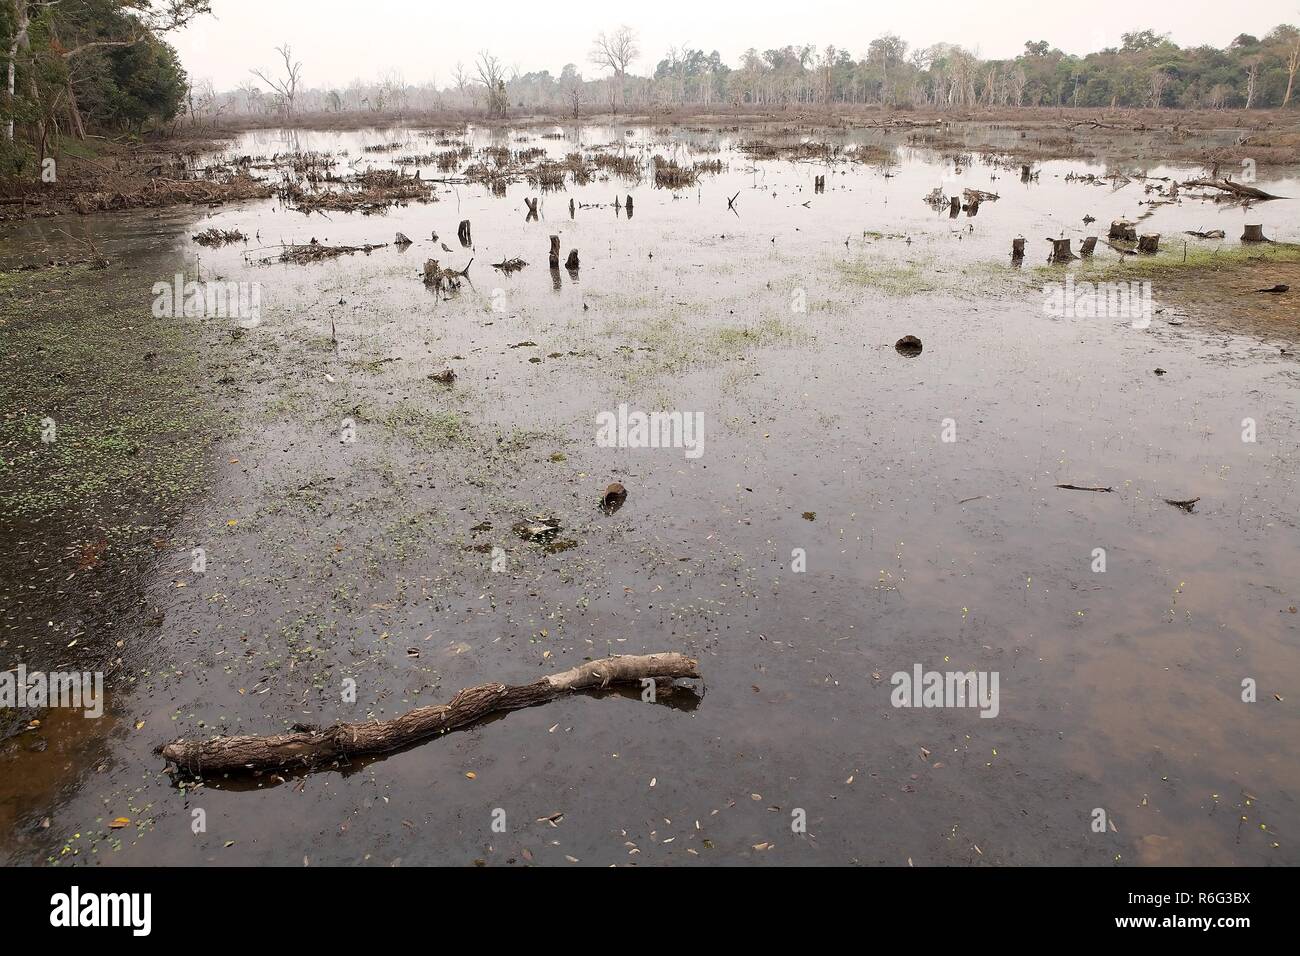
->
[2,1,209,170]
[3,2,1299,170]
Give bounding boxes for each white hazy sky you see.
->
[172,0,1300,90]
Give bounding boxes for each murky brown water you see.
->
[2,123,1297,866]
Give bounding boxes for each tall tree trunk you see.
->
[5,0,32,143]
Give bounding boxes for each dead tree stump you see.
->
[949,196,960,218]
[548,235,560,269]
[525,198,539,221]
[569,198,575,218]
[565,249,579,271]
[1011,238,1026,260]
[626,194,633,217]
[1048,238,1078,262]
[1137,234,1160,254]
[1080,236,1098,256]
[1241,224,1271,243]
[1108,220,1137,242]
[458,219,472,246]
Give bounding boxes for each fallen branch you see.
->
[158,652,700,774]
[1056,483,1114,493]
[1181,178,1282,201]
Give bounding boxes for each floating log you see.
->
[1242,224,1271,243]
[548,235,560,268]
[565,249,579,270]
[157,652,701,774]
[457,219,472,246]
[1137,234,1160,254]
[1047,238,1078,262]
[1080,236,1098,256]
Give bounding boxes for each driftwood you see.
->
[158,652,701,774]
[1056,483,1114,493]
[1182,178,1281,201]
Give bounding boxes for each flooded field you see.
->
[2,122,1298,866]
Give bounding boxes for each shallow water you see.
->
[1,123,1297,866]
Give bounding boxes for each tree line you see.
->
[5,8,1300,171]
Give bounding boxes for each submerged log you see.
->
[158,652,701,774]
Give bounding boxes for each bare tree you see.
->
[589,26,639,110]
[1149,68,1170,108]
[475,50,507,116]
[252,44,304,119]
[1244,57,1260,108]
[1284,40,1299,107]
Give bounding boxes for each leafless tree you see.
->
[252,44,304,119]
[1149,69,1170,108]
[1284,41,1299,107]
[475,50,508,116]
[1244,57,1260,108]
[590,26,639,110]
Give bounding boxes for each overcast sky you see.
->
[171,0,1300,90]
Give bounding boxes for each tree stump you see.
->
[1137,234,1160,254]
[1011,238,1026,260]
[1021,164,1032,182]
[1080,236,1098,257]
[949,196,960,218]
[1108,220,1136,242]
[626,194,634,218]
[458,219,472,246]
[565,249,579,271]
[569,198,575,218]
[1047,238,1078,262]
[1242,224,1271,243]
[525,198,539,221]
[548,235,560,269]
[814,175,825,193]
